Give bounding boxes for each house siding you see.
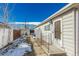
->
[62,10,75,56]
[35,10,76,56]
[35,22,52,44]
[34,4,79,55]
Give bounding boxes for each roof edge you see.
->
[35,3,79,28]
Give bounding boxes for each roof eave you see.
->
[35,3,79,28]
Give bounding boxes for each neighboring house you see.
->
[21,28,30,37]
[0,22,13,49]
[35,3,79,56]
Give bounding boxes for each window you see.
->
[54,20,61,39]
[44,24,50,31]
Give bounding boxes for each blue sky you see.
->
[0,3,68,22]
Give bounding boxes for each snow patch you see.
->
[0,37,32,56]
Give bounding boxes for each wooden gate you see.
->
[13,30,21,40]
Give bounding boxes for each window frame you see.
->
[54,20,61,39]
[44,24,50,31]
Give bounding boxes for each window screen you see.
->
[44,24,50,31]
[54,20,61,39]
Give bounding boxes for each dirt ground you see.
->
[26,36,47,56]
[24,36,66,56]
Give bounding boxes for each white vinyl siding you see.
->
[35,28,42,40]
[62,10,75,56]
[39,23,48,43]
[35,22,52,44]
[34,8,78,56]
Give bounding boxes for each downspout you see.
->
[74,8,76,56]
[47,20,53,55]
[49,20,53,45]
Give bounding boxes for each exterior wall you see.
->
[35,9,76,56]
[2,29,10,47]
[21,28,30,36]
[35,22,52,44]
[35,27,42,40]
[0,28,13,49]
[9,29,13,43]
[0,29,4,48]
[62,10,75,56]
[52,9,75,56]
[26,28,30,36]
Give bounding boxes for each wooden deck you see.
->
[30,36,66,56]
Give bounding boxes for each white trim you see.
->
[42,4,72,23]
[75,8,79,56]
[53,18,63,48]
